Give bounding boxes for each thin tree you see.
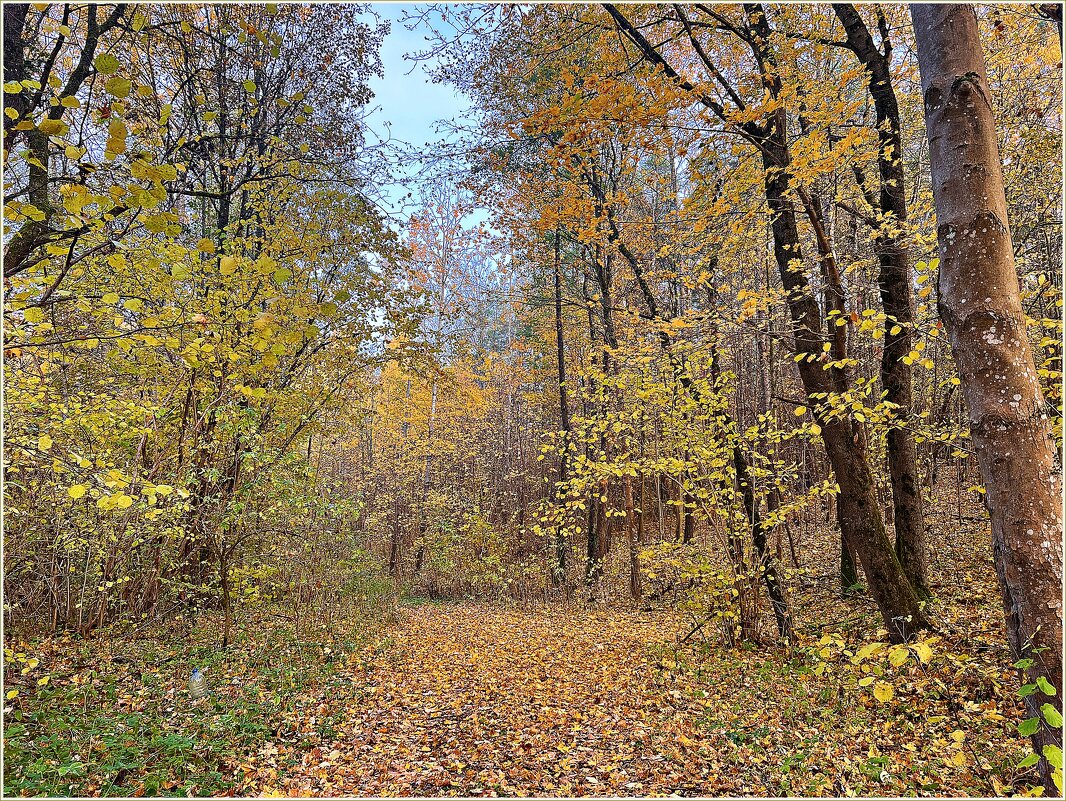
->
[833,4,931,599]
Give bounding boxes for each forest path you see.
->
[267,602,736,797]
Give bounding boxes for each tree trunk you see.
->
[625,476,641,601]
[553,230,571,585]
[760,135,927,642]
[835,3,930,599]
[2,3,29,153]
[912,4,1063,785]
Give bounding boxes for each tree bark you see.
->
[553,230,571,585]
[2,3,29,153]
[911,4,1064,785]
[835,3,930,599]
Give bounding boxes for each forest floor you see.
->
[4,517,1039,798]
[254,602,1030,798]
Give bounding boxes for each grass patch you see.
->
[3,607,387,797]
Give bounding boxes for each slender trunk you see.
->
[840,537,859,591]
[734,445,792,639]
[631,474,644,601]
[553,230,571,585]
[835,3,930,599]
[912,5,1063,783]
[220,550,232,649]
[586,495,601,585]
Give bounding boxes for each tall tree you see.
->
[832,3,930,599]
[911,3,1063,788]
[604,1,927,641]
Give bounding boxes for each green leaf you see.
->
[1044,744,1063,771]
[1018,753,1041,769]
[1019,683,1038,697]
[1041,703,1063,728]
[1014,658,1036,670]
[272,268,292,284]
[94,53,121,75]
[243,79,256,93]
[1018,717,1040,736]
[1036,676,1057,696]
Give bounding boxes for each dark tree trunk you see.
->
[835,2,930,599]
[604,0,928,643]
[2,3,29,152]
[760,128,927,642]
[553,230,571,585]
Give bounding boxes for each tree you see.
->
[831,3,930,599]
[603,2,927,641]
[911,3,1063,788]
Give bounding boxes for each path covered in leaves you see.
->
[261,604,723,796]
[245,602,1019,798]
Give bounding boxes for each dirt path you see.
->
[264,603,727,797]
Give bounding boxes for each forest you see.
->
[2,2,1063,798]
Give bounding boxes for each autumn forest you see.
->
[2,2,1063,798]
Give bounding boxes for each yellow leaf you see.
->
[38,117,68,136]
[104,76,132,98]
[38,434,53,451]
[911,641,933,664]
[5,689,17,699]
[67,484,87,499]
[220,255,237,275]
[794,406,807,417]
[37,675,50,686]
[873,682,894,702]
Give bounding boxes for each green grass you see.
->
[3,608,386,797]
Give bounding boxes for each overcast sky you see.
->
[366,2,472,218]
